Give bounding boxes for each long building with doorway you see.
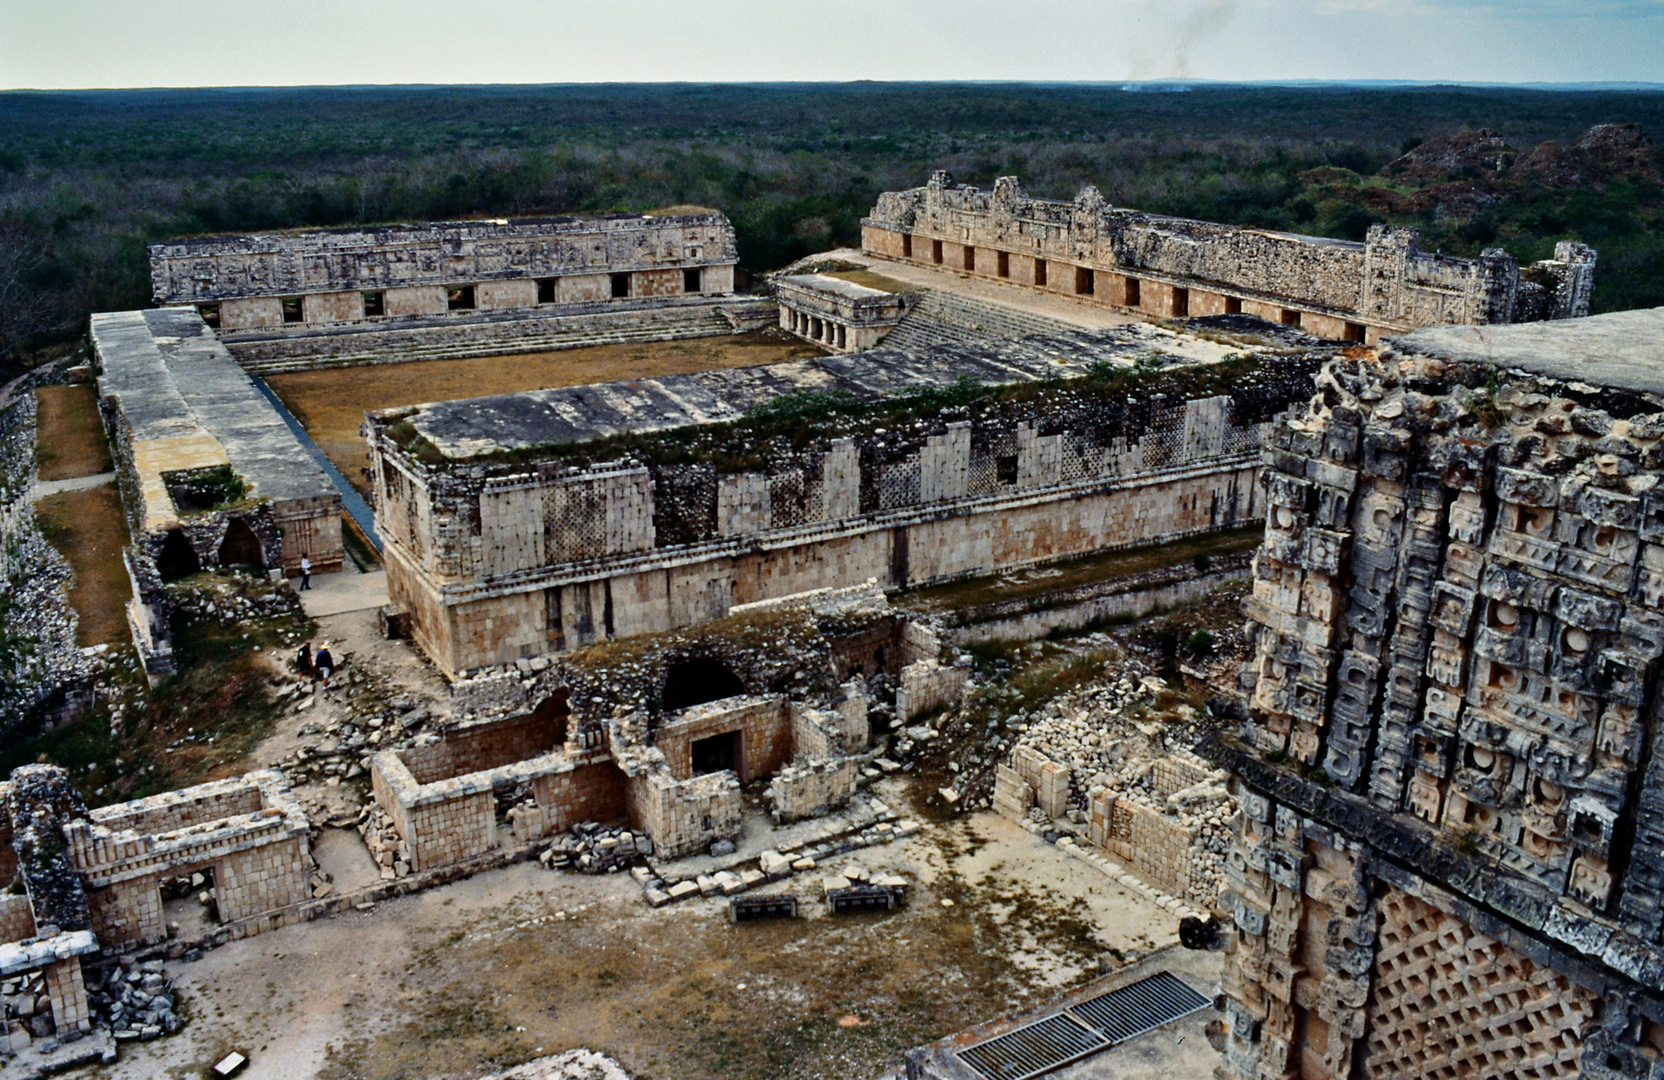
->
[365,322,1332,678]
[91,307,344,674]
[861,172,1596,345]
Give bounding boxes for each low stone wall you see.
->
[625,769,742,859]
[936,559,1253,645]
[1008,746,1071,819]
[767,759,860,823]
[896,658,968,722]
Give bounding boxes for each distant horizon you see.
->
[4,1,1662,90]
[5,78,1664,95]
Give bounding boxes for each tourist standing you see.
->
[314,641,334,691]
[299,555,312,590]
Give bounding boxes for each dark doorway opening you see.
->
[532,689,571,746]
[362,291,385,317]
[1034,259,1048,288]
[662,657,746,711]
[931,239,944,265]
[1076,266,1094,295]
[197,304,221,329]
[537,278,558,304]
[611,273,631,299]
[1124,277,1141,307]
[1172,286,1189,317]
[900,233,913,259]
[281,297,304,324]
[683,267,702,293]
[996,251,1009,278]
[157,529,201,581]
[447,285,476,311]
[1225,296,1243,315]
[691,731,740,776]
[218,518,263,568]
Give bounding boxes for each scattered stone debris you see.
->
[539,823,652,875]
[473,1048,634,1080]
[87,958,180,1043]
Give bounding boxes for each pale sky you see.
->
[1,0,1662,89]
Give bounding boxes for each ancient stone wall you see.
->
[865,173,1594,340]
[1211,312,1664,1080]
[150,213,738,319]
[767,759,860,822]
[0,895,35,944]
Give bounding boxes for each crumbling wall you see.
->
[65,770,312,946]
[624,768,742,859]
[0,394,92,730]
[1008,745,1071,820]
[0,894,35,943]
[767,759,859,823]
[895,659,968,722]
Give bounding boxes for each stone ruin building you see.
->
[91,307,344,676]
[854,172,1594,346]
[149,212,766,378]
[0,579,953,1065]
[365,324,1324,677]
[149,212,737,330]
[1204,308,1664,1080]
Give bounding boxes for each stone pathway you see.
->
[31,470,115,499]
[297,565,389,618]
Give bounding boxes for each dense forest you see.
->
[2,82,1663,374]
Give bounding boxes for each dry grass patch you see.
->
[35,383,112,480]
[266,330,822,495]
[36,483,131,646]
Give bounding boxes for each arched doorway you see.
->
[218,518,263,568]
[661,657,745,711]
[156,529,201,581]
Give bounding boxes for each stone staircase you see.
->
[880,290,1084,350]
[229,302,752,375]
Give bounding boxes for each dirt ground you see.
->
[101,803,1184,1080]
[265,330,822,495]
[35,483,132,646]
[34,382,112,481]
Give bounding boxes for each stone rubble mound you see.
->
[539,823,652,874]
[87,959,179,1043]
[475,1048,633,1080]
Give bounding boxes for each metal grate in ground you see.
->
[1069,970,1211,1043]
[957,1012,1108,1080]
[957,971,1209,1080]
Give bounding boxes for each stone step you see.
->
[235,307,737,374]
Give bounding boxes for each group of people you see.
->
[295,639,336,692]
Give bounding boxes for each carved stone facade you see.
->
[863,173,1596,344]
[1207,308,1664,1080]
[150,212,738,331]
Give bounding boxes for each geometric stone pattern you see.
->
[1362,886,1595,1080]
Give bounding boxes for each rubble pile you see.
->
[539,823,653,874]
[358,804,411,880]
[0,394,94,734]
[275,683,438,792]
[88,960,180,1042]
[167,574,303,625]
[475,1048,634,1080]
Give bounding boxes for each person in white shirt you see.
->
[300,555,312,590]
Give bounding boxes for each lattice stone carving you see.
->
[1362,887,1595,1080]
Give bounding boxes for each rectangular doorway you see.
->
[691,731,741,777]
